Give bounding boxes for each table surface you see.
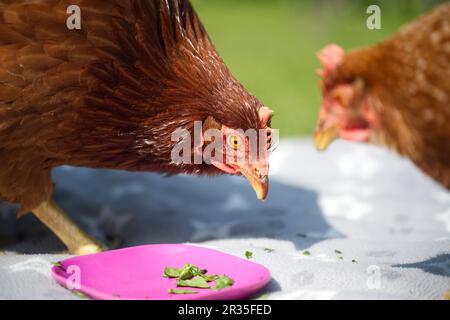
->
[0,138,449,300]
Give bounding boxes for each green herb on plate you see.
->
[168,289,199,295]
[334,250,343,255]
[177,276,210,289]
[203,274,219,282]
[178,264,206,280]
[163,267,180,278]
[212,275,235,291]
[303,250,311,256]
[245,251,253,259]
[163,264,235,292]
[264,248,274,253]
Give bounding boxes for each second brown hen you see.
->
[315,4,450,189]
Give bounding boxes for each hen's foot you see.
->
[32,200,104,255]
[444,290,450,300]
[72,243,104,255]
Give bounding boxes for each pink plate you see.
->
[51,244,271,300]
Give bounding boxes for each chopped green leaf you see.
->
[334,250,343,255]
[203,274,219,282]
[51,261,63,267]
[178,265,195,280]
[177,276,210,289]
[303,250,311,256]
[212,275,235,291]
[178,264,206,280]
[264,248,274,253]
[245,251,253,259]
[352,259,358,263]
[163,264,235,292]
[168,289,198,295]
[337,256,343,260]
[163,267,180,278]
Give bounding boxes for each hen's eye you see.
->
[331,88,352,109]
[227,135,241,149]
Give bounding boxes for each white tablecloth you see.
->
[0,138,449,299]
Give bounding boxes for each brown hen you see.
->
[315,4,450,189]
[0,0,273,254]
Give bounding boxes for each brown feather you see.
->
[0,0,266,211]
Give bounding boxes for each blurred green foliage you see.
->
[191,0,445,136]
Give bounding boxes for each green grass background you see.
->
[191,0,444,137]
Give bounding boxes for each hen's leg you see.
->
[444,290,450,300]
[32,200,103,255]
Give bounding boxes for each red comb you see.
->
[317,44,345,78]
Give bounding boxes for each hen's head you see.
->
[141,0,276,200]
[314,45,379,151]
[193,106,273,201]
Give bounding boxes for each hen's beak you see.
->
[314,125,339,152]
[239,163,269,201]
